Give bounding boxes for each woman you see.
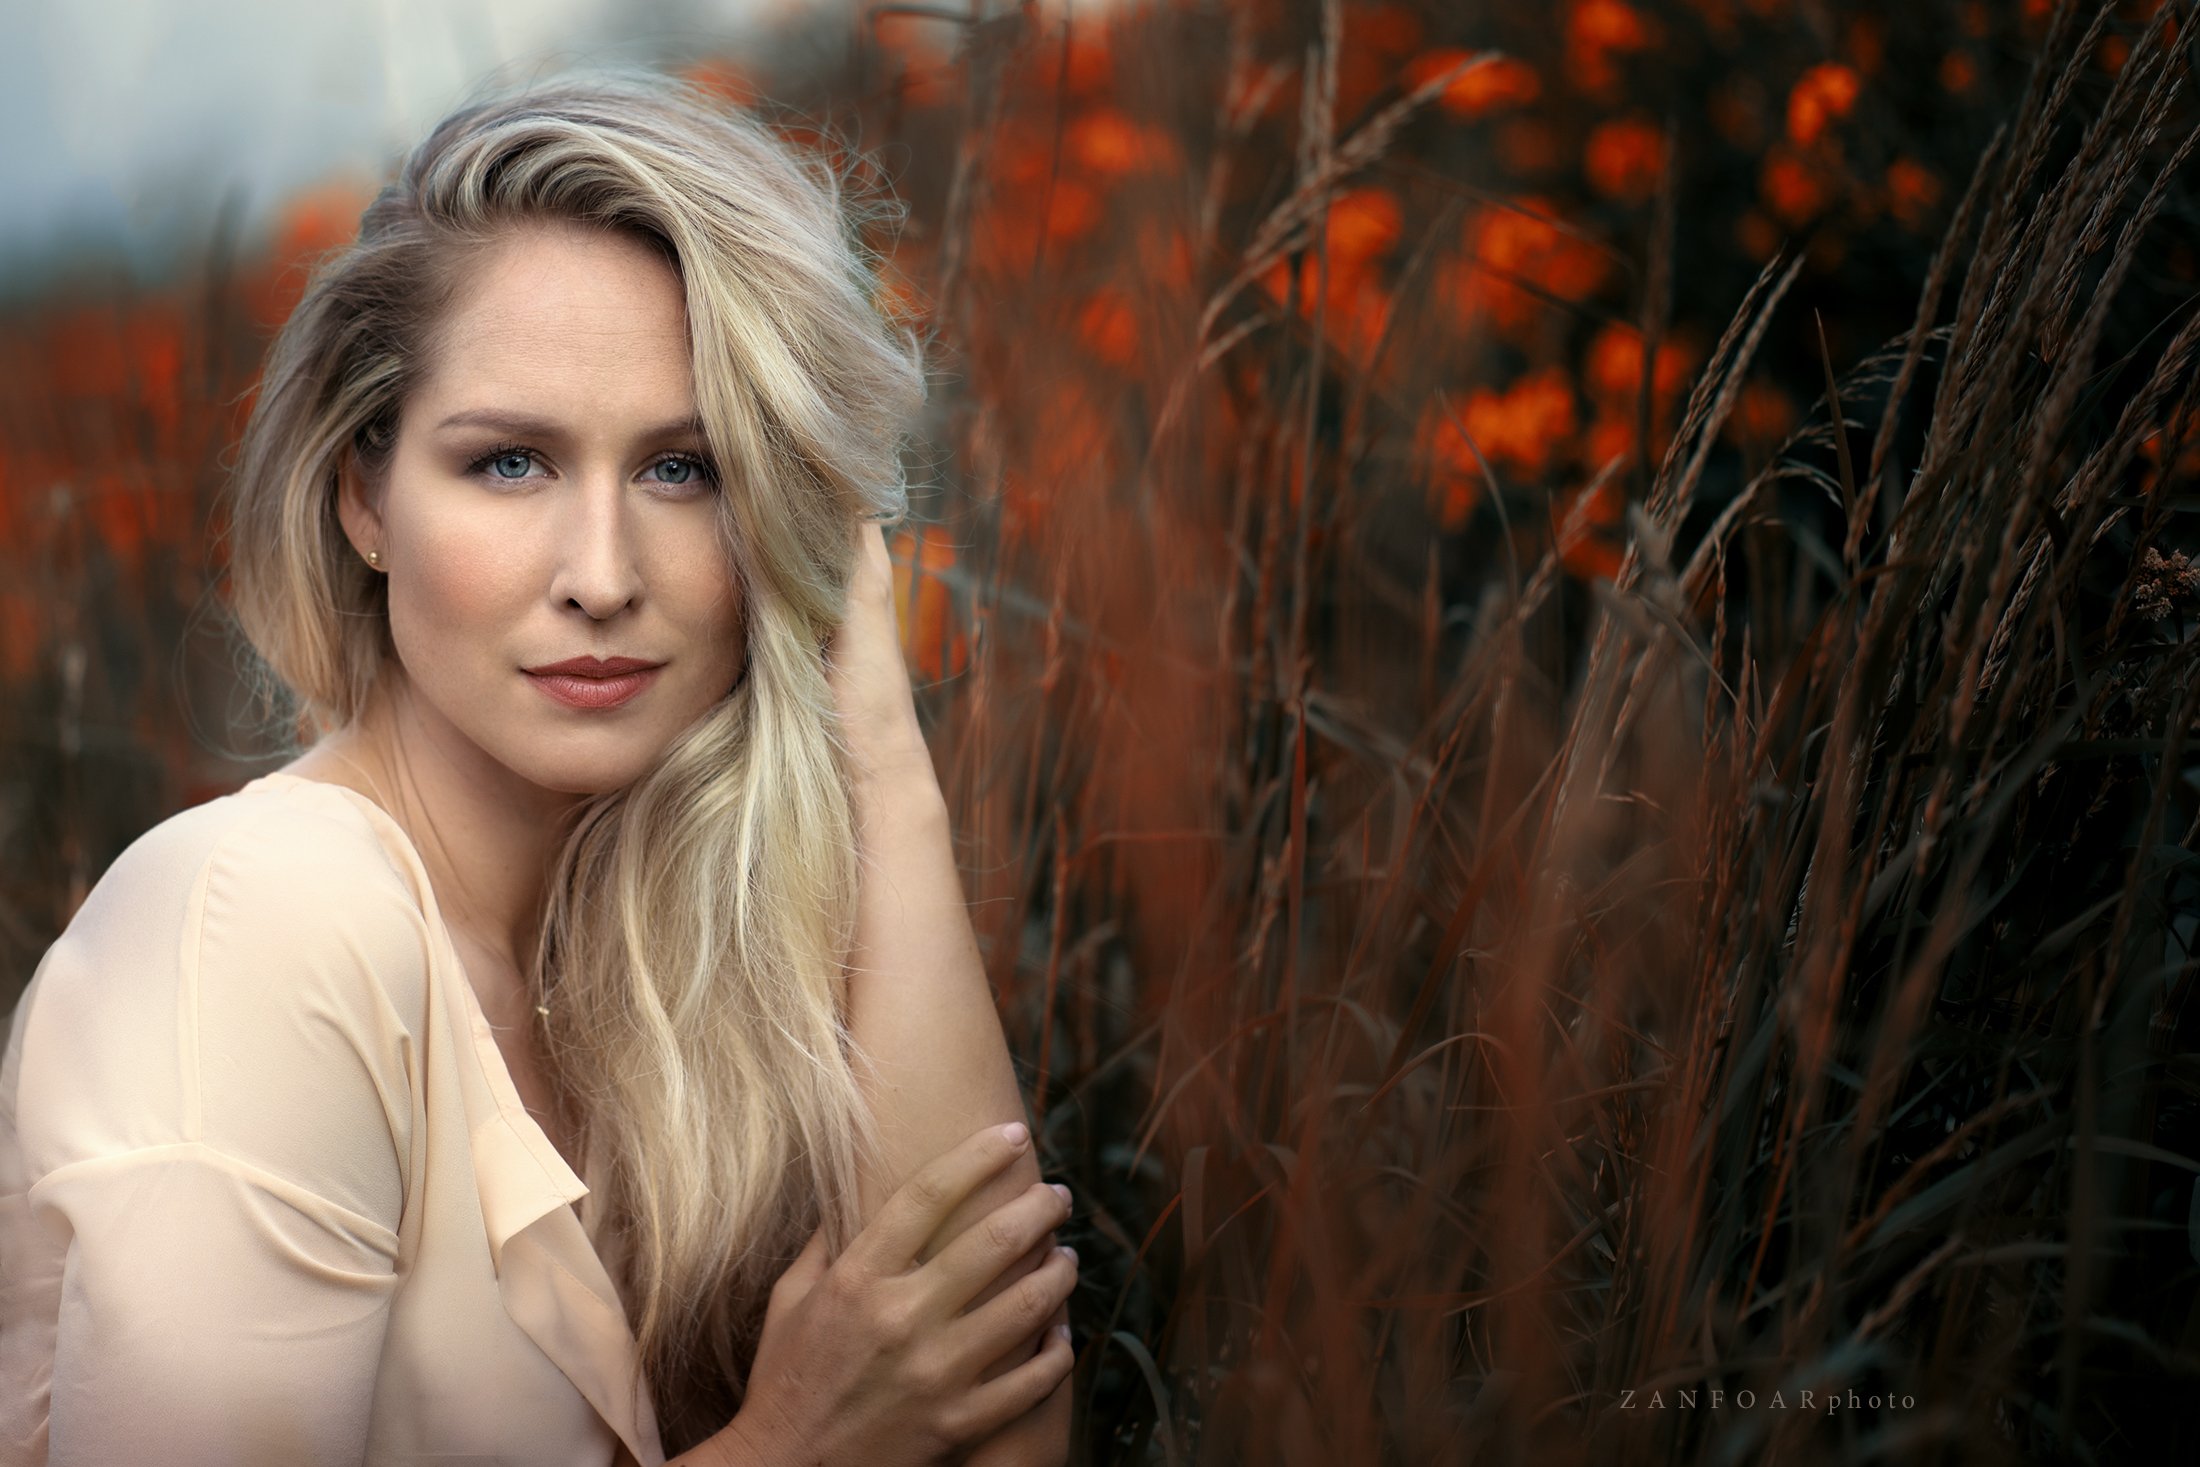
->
[0,68,1076,1467]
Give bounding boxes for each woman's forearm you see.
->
[840,745,1070,1455]
[843,754,1045,1240]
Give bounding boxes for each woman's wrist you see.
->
[678,1407,780,1467]
[845,718,944,800]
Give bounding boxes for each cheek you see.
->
[689,576,749,694]
[665,537,746,648]
[387,514,526,659]
[673,549,752,695]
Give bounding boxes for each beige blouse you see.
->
[0,771,665,1466]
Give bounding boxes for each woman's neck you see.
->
[282,666,581,975]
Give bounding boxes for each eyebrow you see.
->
[432,408,707,440]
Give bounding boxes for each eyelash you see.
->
[464,441,720,495]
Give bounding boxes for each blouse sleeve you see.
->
[13,804,427,1466]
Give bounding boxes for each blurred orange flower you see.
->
[888,527,967,680]
[1585,322,1694,409]
[1568,0,1655,97]
[1723,380,1798,450]
[1585,411,1635,472]
[1466,367,1579,481]
[1884,158,1944,229]
[1325,187,1404,267]
[1760,147,1828,227]
[872,19,957,107]
[1421,373,1594,532]
[1261,257,1396,376]
[1786,62,1861,147]
[1077,288,1140,366]
[973,162,1106,275]
[1584,115,1666,202]
[1258,187,1404,375]
[1327,280,1397,374]
[1068,108,1181,176]
[1443,200,1612,339]
[1046,181,1105,242]
[1580,334,1688,474]
[1574,0,1652,48]
[1405,50,1541,119]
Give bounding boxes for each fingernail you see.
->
[1056,1243,1077,1264]
[1050,1182,1072,1208]
[1001,1122,1029,1147]
[1053,1322,1072,1344]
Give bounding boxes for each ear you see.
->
[335,444,386,565]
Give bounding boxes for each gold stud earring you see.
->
[366,549,383,568]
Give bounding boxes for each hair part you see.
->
[218,64,930,1451]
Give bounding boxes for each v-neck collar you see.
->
[247,770,665,1466]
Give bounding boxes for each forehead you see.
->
[416,222,694,411]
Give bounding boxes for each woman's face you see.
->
[339,219,746,797]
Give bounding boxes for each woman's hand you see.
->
[715,1123,1080,1467]
[825,517,934,788]
[947,1297,1074,1467]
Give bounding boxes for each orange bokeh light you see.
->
[1584,115,1666,203]
[1442,199,1612,340]
[888,526,969,680]
[1405,50,1542,119]
[1786,62,1862,147]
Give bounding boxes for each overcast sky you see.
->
[0,0,814,294]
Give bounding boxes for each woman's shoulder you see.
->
[7,774,429,1205]
[81,771,417,918]
[33,774,436,1031]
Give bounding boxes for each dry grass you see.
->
[4,1,2199,1462]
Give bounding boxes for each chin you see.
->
[494,742,664,800]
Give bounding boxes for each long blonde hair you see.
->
[218,65,929,1453]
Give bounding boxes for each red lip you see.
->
[524,664,662,711]
[524,655,664,676]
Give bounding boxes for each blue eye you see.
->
[465,443,542,482]
[646,454,720,493]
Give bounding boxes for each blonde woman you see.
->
[0,68,1076,1467]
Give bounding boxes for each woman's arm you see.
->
[827,522,1075,1467]
[841,753,1074,1467]
[8,824,417,1464]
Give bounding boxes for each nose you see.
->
[548,470,645,620]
